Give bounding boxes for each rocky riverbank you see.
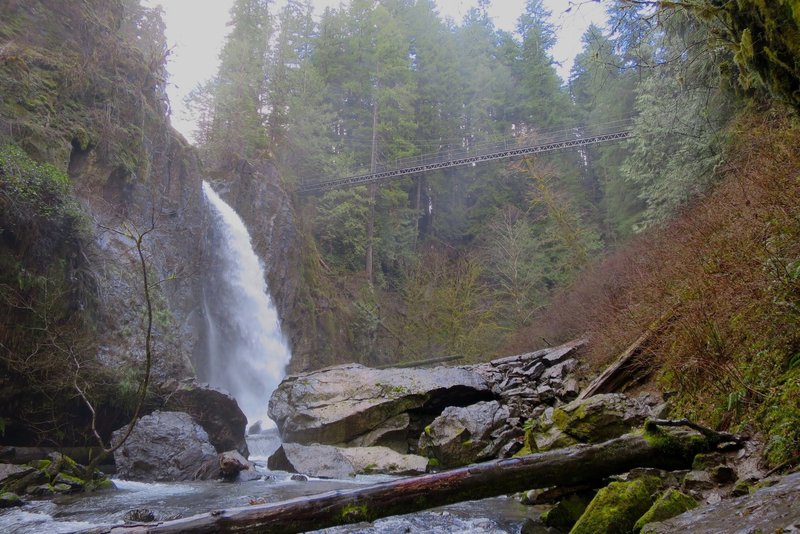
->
[264,339,797,533]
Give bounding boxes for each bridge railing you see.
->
[300,118,634,191]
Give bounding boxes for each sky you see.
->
[143,0,608,141]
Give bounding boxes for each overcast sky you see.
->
[143,0,608,140]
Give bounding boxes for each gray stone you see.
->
[346,413,410,452]
[553,393,651,442]
[541,359,577,381]
[561,378,580,400]
[418,401,511,468]
[0,464,35,487]
[267,443,427,478]
[269,364,490,445]
[165,382,249,457]
[112,411,218,481]
[339,446,428,476]
[682,470,715,491]
[642,471,800,533]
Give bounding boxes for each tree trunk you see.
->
[366,73,379,284]
[577,308,674,400]
[105,426,726,534]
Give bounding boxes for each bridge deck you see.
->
[298,126,632,194]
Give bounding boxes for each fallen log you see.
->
[578,309,674,400]
[102,422,738,534]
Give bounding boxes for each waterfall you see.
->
[201,181,291,427]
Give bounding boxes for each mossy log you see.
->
[101,423,736,534]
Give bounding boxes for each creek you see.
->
[0,185,548,532]
[0,432,546,533]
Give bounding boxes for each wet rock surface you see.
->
[268,443,428,478]
[164,381,249,456]
[268,363,492,445]
[111,411,218,482]
[641,471,800,533]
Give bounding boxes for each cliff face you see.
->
[0,0,208,443]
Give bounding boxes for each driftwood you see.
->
[103,422,737,534]
[578,309,674,400]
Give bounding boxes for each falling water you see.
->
[201,181,291,427]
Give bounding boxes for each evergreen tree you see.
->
[200,0,273,165]
[622,8,740,229]
[570,24,641,238]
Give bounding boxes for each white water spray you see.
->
[201,181,291,427]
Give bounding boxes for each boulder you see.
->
[418,401,513,468]
[634,489,697,533]
[268,443,354,479]
[339,446,428,476]
[346,413,410,452]
[552,393,651,443]
[571,476,662,534]
[164,382,249,456]
[0,491,23,508]
[641,472,800,533]
[112,411,218,481]
[268,443,428,478]
[218,450,258,482]
[268,364,491,445]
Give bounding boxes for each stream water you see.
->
[0,185,551,532]
[0,430,548,533]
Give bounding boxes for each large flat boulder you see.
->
[267,443,428,478]
[641,471,800,533]
[268,364,491,445]
[112,411,218,481]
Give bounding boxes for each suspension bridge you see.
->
[298,118,634,194]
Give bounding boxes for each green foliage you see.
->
[190,0,273,164]
[0,143,89,268]
[401,252,503,363]
[686,0,800,111]
[622,9,740,229]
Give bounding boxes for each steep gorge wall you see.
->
[0,0,209,443]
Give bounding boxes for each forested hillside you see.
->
[190,0,799,465]
[193,0,743,366]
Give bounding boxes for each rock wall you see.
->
[0,0,209,443]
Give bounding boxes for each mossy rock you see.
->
[569,476,662,534]
[54,472,86,492]
[542,491,594,531]
[554,394,650,443]
[633,489,697,533]
[0,491,23,508]
[691,452,726,470]
[532,426,579,452]
[730,479,752,496]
